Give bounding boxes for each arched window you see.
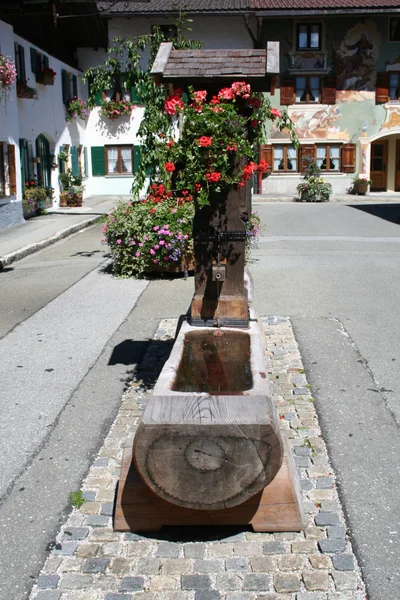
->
[35,134,51,188]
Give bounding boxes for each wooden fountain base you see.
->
[114,435,303,532]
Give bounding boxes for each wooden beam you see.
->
[150,42,173,76]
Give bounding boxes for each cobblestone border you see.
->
[29,317,366,600]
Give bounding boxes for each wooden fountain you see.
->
[114,44,303,532]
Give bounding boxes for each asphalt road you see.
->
[251,201,400,600]
[0,224,193,600]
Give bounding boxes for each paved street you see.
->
[0,201,399,599]
[251,201,400,599]
[0,224,192,599]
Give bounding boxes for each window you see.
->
[152,24,177,40]
[389,73,400,100]
[297,23,321,50]
[62,70,78,104]
[273,145,298,172]
[390,18,400,42]
[105,146,133,175]
[14,44,26,83]
[295,75,320,103]
[316,144,340,172]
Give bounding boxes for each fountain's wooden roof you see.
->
[151,44,267,79]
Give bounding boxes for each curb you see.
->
[0,215,102,269]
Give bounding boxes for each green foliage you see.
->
[69,490,85,508]
[59,168,82,191]
[297,159,332,202]
[65,98,88,122]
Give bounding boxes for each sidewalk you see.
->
[0,195,129,268]
[1,192,399,269]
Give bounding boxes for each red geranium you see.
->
[197,136,212,147]
[206,171,221,183]
[164,162,176,172]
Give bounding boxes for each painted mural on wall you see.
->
[335,19,381,93]
[271,105,349,140]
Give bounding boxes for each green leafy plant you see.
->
[59,169,84,206]
[66,98,88,122]
[69,490,86,508]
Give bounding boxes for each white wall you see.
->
[0,20,21,208]
[77,15,254,72]
[85,106,145,196]
[14,34,87,203]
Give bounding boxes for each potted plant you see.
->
[352,175,371,195]
[0,53,17,104]
[58,169,84,207]
[23,180,54,217]
[297,160,332,202]
[66,97,89,122]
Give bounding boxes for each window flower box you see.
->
[17,81,38,99]
[36,68,56,86]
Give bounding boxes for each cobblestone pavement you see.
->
[29,317,366,600]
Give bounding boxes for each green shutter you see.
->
[19,139,26,186]
[20,45,26,82]
[71,146,79,177]
[91,146,105,176]
[72,74,78,99]
[43,55,49,70]
[62,69,69,104]
[83,147,88,177]
[30,47,37,75]
[130,86,142,103]
[133,146,141,174]
[27,141,34,180]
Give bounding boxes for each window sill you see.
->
[105,174,133,178]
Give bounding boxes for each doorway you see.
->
[35,134,51,188]
[370,140,388,191]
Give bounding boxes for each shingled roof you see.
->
[97,0,400,14]
[151,44,267,79]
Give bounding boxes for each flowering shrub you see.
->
[23,182,53,216]
[66,97,88,122]
[103,186,262,277]
[102,186,195,277]
[100,99,136,119]
[0,53,17,104]
[353,175,372,185]
[297,175,332,202]
[156,83,296,208]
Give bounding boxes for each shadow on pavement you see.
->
[349,203,400,225]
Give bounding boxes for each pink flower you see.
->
[218,87,234,100]
[159,240,165,246]
[135,251,140,257]
[270,108,282,118]
[138,242,143,247]
[116,239,122,244]
[153,225,159,231]
[154,244,160,249]
[150,249,155,255]
[193,90,207,103]
[131,241,136,245]
[153,259,159,264]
